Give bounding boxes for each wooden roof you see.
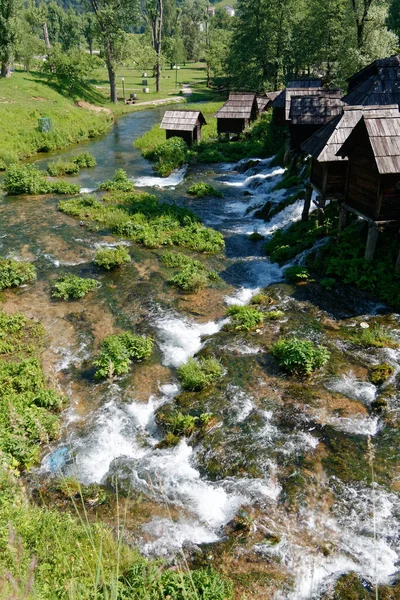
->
[338,109,400,174]
[290,95,344,125]
[271,79,322,109]
[343,55,400,107]
[257,91,279,111]
[215,92,258,120]
[302,105,399,162]
[160,110,206,131]
[285,88,341,121]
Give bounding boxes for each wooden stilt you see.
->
[302,186,312,222]
[317,194,326,224]
[364,224,379,261]
[338,205,348,234]
[395,244,400,273]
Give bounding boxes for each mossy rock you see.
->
[332,572,373,599]
[368,363,394,385]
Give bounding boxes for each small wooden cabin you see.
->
[271,78,322,125]
[289,94,344,150]
[215,93,258,136]
[338,110,400,222]
[257,91,279,113]
[342,55,400,107]
[160,110,206,146]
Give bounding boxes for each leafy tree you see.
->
[205,27,230,86]
[82,11,97,54]
[0,0,22,77]
[180,0,207,61]
[388,0,400,43]
[141,0,163,92]
[44,46,100,95]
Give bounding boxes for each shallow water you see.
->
[2,108,400,598]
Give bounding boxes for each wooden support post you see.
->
[317,194,326,224]
[338,205,348,235]
[302,186,312,222]
[364,224,379,261]
[395,246,400,273]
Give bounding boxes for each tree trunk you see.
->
[43,22,51,50]
[1,63,11,78]
[105,42,117,104]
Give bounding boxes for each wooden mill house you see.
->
[215,92,258,137]
[160,110,206,146]
[271,79,322,125]
[342,55,400,107]
[289,92,344,151]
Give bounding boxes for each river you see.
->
[1,108,399,599]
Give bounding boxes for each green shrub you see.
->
[3,164,80,195]
[248,231,265,241]
[94,245,131,270]
[72,152,97,168]
[187,182,223,198]
[99,168,134,192]
[169,265,209,292]
[50,181,81,195]
[284,265,310,283]
[161,251,201,269]
[177,356,223,391]
[266,310,284,320]
[47,160,80,176]
[369,363,394,385]
[226,305,264,331]
[0,259,35,290]
[345,325,397,349]
[51,274,99,300]
[271,337,330,376]
[151,137,188,177]
[94,332,153,380]
[320,277,336,290]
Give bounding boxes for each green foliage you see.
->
[47,160,80,176]
[273,174,301,191]
[51,274,100,300]
[369,363,394,385]
[177,356,223,391]
[0,259,35,290]
[266,310,284,320]
[271,337,330,376]
[3,164,80,195]
[59,193,225,254]
[99,168,135,192]
[344,325,397,349]
[284,266,310,283]
[44,47,101,96]
[320,277,336,290]
[160,251,197,268]
[250,293,273,306]
[94,332,153,380]
[226,305,264,331]
[158,410,213,438]
[169,266,209,292]
[72,152,97,168]
[151,137,189,177]
[187,182,223,197]
[94,245,131,270]
[248,231,265,241]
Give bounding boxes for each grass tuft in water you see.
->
[187,182,223,198]
[0,259,36,290]
[93,332,153,380]
[225,305,264,332]
[177,356,223,391]
[51,274,100,300]
[271,337,330,376]
[99,168,135,192]
[3,164,80,195]
[94,246,131,270]
[344,325,397,349]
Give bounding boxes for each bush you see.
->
[151,137,188,177]
[72,152,97,168]
[226,305,264,331]
[284,265,311,283]
[0,259,35,290]
[51,274,99,300]
[187,182,223,198]
[271,337,330,376]
[320,277,336,290]
[161,251,199,269]
[47,160,80,176]
[99,168,134,192]
[177,356,223,391]
[94,332,153,379]
[94,246,131,270]
[3,164,80,195]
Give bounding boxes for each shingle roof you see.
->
[160,110,206,131]
[290,95,344,125]
[338,109,400,174]
[343,55,400,107]
[302,105,399,162]
[257,91,279,111]
[271,79,322,109]
[285,88,341,121]
[215,92,258,120]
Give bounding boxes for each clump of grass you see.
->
[148,136,188,177]
[47,160,80,176]
[271,337,330,376]
[158,410,213,439]
[161,252,219,292]
[94,245,131,270]
[177,356,223,391]
[250,293,273,306]
[99,168,134,192]
[187,182,223,198]
[369,363,394,385]
[161,251,201,269]
[0,259,35,290]
[284,265,310,283]
[3,164,80,195]
[51,274,99,300]
[94,332,153,380]
[72,152,97,168]
[248,231,265,241]
[345,324,397,349]
[266,310,284,320]
[226,305,264,332]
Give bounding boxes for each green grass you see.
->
[187,182,223,197]
[3,164,81,195]
[177,356,223,391]
[94,246,132,270]
[94,332,153,380]
[226,305,264,331]
[160,251,220,292]
[0,258,36,290]
[99,168,135,192]
[51,274,100,300]
[271,337,330,376]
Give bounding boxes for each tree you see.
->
[0,0,22,77]
[180,0,207,62]
[82,12,97,54]
[141,0,163,92]
[388,0,400,43]
[205,27,230,86]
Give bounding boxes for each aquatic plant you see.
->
[248,231,265,241]
[177,356,223,391]
[250,292,273,306]
[3,164,80,195]
[369,363,394,385]
[94,245,131,270]
[72,152,97,168]
[284,265,311,283]
[168,265,209,292]
[271,337,330,376]
[161,251,201,269]
[0,258,35,290]
[344,325,397,349]
[99,168,134,192]
[187,182,223,197]
[51,274,100,300]
[320,277,336,290]
[226,305,264,331]
[265,310,284,320]
[93,332,153,379]
[47,160,80,176]
[147,136,188,177]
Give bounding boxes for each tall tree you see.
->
[388,0,400,43]
[0,0,22,77]
[141,0,163,92]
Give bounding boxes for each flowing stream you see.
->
[2,108,400,598]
